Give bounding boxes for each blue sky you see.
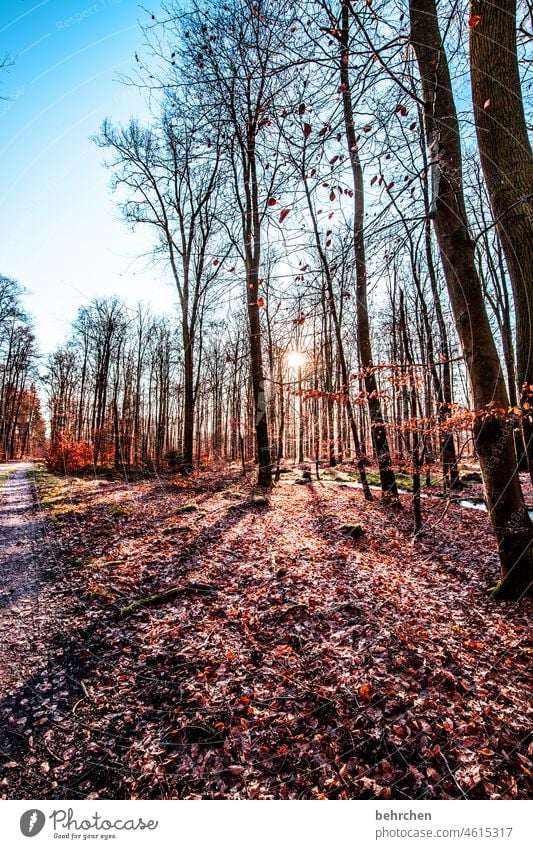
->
[0,0,177,355]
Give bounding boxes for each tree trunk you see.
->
[470,0,533,481]
[340,3,398,501]
[182,327,195,471]
[246,263,272,487]
[410,0,533,598]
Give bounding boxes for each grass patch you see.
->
[32,463,77,520]
[177,503,199,514]
[109,504,133,517]
[0,466,16,486]
[321,468,441,490]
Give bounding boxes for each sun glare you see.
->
[286,351,306,371]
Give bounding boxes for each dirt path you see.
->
[0,463,60,698]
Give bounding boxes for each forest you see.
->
[0,0,532,802]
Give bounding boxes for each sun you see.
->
[287,351,306,371]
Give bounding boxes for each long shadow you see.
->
[1,485,529,800]
[0,498,264,799]
[0,471,256,612]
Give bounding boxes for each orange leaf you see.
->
[359,683,372,701]
[469,14,481,26]
[256,297,265,307]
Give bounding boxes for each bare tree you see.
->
[96,107,222,470]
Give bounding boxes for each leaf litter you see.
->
[0,467,531,799]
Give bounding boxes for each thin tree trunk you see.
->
[339,3,398,501]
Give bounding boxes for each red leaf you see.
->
[370,175,378,186]
[213,259,219,266]
[329,190,336,201]
[469,14,481,26]
[362,124,372,132]
[303,122,312,138]
[278,208,290,223]
[267,197,277,207]
[298,102,306,115]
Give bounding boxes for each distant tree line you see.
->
[0,275,45,461]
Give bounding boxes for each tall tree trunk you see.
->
[420,122,460,489]
[340,3,398,501]
[410,0,533,598]
[182,326,195,471]
[244,130,272,488]
[400,290,422,533]
[301,143,372,499]
[470,0,533,481]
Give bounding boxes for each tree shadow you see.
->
[0,497,262,799]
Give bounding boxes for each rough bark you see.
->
[410,0,533,598]
[470,0,533,481]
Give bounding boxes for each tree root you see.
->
[120,582,220,616]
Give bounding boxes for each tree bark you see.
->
[340,3,399,501]
[410,0,533,598]
[470,0,533,481]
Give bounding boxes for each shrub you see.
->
[46,432,93,474]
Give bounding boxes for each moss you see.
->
[177,503,198,514]
[490,579,533,601]
[120,581,219,616]
[87,588,112,600]
[251,493,270,507]
[109,504,132,517]
[339,523,365,539]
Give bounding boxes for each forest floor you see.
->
[0,462,531,800]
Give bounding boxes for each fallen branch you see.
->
[120,582,220,616]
